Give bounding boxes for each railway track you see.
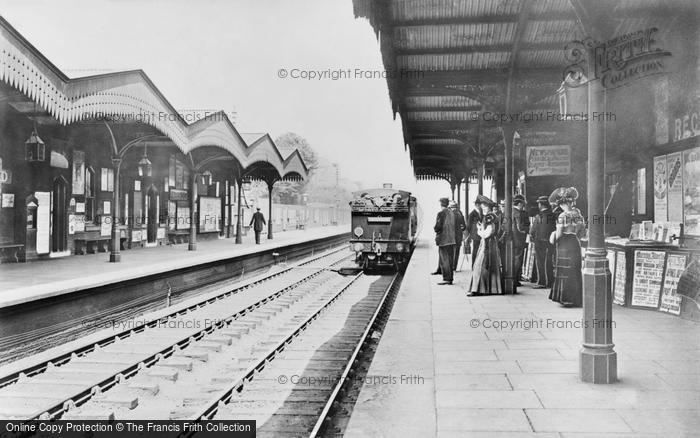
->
[207,274,401,437]
[0,247,352,420]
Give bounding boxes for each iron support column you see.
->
[109,158,122,262]
[188,172,199,251]
[502,125,516,294]
[581,73,617,383]
[267,181,274,240]
[235,180,243,244]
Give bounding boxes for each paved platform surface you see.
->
[0,226,346,308]
[344,237,700,438]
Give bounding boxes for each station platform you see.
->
[0,226,347,309]
[344,238,700,437]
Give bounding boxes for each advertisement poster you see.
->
[72,150,85,195]
[198,197,221,232]
[526,145,571,176]
[631,250,666,308]
[667,152,683,221]
[35,192,50,255]
[613,251,627,305]
[683,147,700,235]
[653,155,668,222]
[659,253,688,315]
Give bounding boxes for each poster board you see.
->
[683,147,700,235]
[630,250,666,308]
[100,216,111,237]
[36,191,50,255]
[525,145,571,176]
[659,253,689,315]
[177,206,190,230]
[653,155,668,222]
[523,242,535,281]
[667,152,683,222]
[72,151,85,195]
[198,196,221,232]
[613,250,627,305]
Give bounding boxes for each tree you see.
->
[274,132,318,204]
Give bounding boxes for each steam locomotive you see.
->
[349,186,418,271]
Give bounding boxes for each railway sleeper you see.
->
[175,348,210,362]
[147,366,179,381]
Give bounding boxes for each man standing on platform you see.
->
[512,194,530,286]
[250,207,266,244]
[529,196,557,288]
[434,197,456,285]
[465,198,483,268]
[495,200,506,263]
[450,201,467,271]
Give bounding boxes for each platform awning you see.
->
[353,0,694,182]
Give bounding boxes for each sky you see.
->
[0,0,452,210]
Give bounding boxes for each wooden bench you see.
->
[168,231,190,245]
[74,237,111,255]
[0,244,25,263]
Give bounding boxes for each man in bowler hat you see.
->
[529,196,557,288]
[249,207,266,244]
[433,197,456,285]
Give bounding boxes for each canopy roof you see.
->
[353,0,696,181]
[0,15,308,181]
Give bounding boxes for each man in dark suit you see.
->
[433,197,456,285]
[450,201,467,271]
[249,207,266,244]
[511,194,530,285]
[465,198,483,268]
[529,196,557,288]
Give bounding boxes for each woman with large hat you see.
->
[467,195,503,296]
[548,187,586,307]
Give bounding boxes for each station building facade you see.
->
[0,17,312,263]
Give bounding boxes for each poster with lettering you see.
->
[198,197,221,232]
[631,250,666,308]
[653,155,668,222]
[667,152,683,221]
[613,251,626,306]
[683,147,700,235]
[526,145,571,176]
[72,151,85,195]
[659,253,689,315]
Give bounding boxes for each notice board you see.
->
[659,253,689,315]
[613,250,626,306]
[631,250,666,308]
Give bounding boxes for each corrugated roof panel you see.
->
[398,51,511,70]
[518,50,566,68]
[404,95,481,108]
[391,0,523,23]
[412,138,465,146]
[406,110,481,121]
[524,20,585,44]
[530,0,574,15]
[394,23,516,50]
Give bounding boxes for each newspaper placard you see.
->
[613,250,626,305]
[631,250,666,308]
[525,145,570,176]
[659,253,688,315]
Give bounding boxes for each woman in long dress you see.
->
[548,187,586,307]
[468,196,503,296]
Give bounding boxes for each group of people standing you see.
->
[432,187,586,307]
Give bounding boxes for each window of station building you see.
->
[85,167,97,222]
